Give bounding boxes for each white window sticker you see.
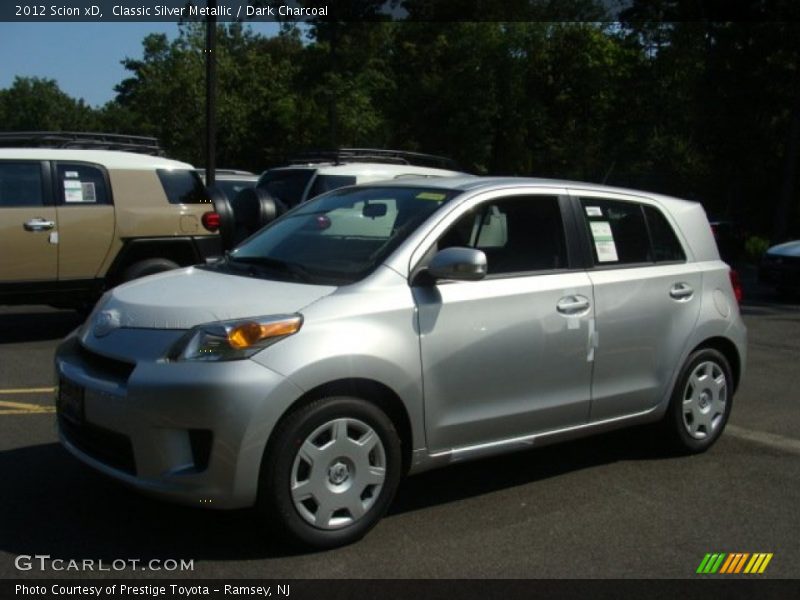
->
[590,221,619,262]
[63,179,83,202]
[585,206,603,217]
[64,171,80,178]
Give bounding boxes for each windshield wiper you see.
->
[228,255,312,283]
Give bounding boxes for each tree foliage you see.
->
[1,14,799,237]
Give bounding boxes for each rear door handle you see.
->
[557,295,591,315]
[24,218,55,232]
[669,282,694,301]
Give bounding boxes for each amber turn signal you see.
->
[227,317,302,349]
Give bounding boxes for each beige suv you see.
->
[0,141,220,308]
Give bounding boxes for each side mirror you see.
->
[427,247,487,282]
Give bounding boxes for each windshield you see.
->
[225,186,458,285]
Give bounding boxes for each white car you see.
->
[256,148,465,209]
[212,149,466,249]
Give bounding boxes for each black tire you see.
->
[208,185,236,251]
[258,396,402,549]
[230,187,287,246]
[121,258,180,282]
[662,348,734,454]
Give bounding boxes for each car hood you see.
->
[88,266,336,331]
[767,240,800,257]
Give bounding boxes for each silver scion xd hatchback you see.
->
[55,177,746,548]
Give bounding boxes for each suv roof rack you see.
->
[288,148,460,170]
[0,131,164,156]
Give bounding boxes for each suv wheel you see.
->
[258,397,402,549]
[121,258,180,282]
[663,348,733,454]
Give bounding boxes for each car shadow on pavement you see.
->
[389,426,669,516]
[0,308,84,344]
[0,427,669,563]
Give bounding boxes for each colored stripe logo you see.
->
[697,553,773,574]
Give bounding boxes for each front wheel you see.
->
[258,397,402,549]
[663,348,734,454]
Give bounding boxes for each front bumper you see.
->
[55,332,303,509]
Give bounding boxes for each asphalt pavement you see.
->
[1,271,798,580]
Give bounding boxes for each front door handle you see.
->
[24,218,55,232]
[669,282,694,301]
[557,295,591,315]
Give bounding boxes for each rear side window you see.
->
[56,163,110,205]
[157,169,208,204]
[644,205,686,262]
[0,162,44,207]
[580,199,652,265]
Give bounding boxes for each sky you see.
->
[0,22,281,108]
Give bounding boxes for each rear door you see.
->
[571,191,702,421]
[0,160,57,282]
[415,191,594,452]
[53,162,115,280]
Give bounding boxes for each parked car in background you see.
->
[0,132,220,309]
[197,169,258,201]
[56,176,746,549]
[709,218,746,265]
[210,148,466,250]
[759,239,800,295]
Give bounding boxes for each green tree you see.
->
[111,23,305,169]
[0,76,99,131]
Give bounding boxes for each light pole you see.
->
[205,0,217,186]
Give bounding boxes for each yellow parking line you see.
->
[0,387,57,395]
[0,400,56,414]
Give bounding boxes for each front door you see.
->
[415,193,594,452]
[0,161,57,283]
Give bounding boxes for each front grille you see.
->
[59,416,137,475]
[77,344,135,382]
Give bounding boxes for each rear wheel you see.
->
[258,396,402,549]
[663,348,733,454]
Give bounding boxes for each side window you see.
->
[0,162,44,207]
[157,169,208,204]
[439,196,568,275]
[56,163,110,205]
[580,199,652,265]
[308,175,357,198]
[644,205,686,262]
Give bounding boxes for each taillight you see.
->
[202,211,220,232]
[729,269,743,304]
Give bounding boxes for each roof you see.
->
[363,175,700,210]
[0,148,194,170]
[271,162,464,178]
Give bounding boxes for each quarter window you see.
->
[644,205,686,262]
[439,196,568,275]
[580,199,652,265]
[157,169,208,204]
[56,163,109,205]
[0,162,44,207]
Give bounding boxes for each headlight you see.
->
[172,314,303,362]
